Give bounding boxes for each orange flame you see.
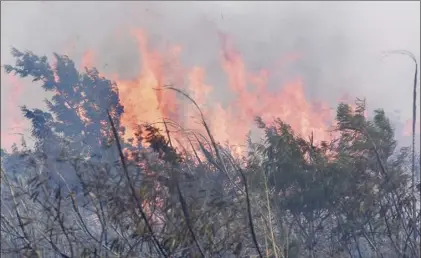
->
[2,28,360,154]
[79,29,339,153]
[1,75,26,150]
[112,29,182,145]
[215,33,335,147]
[403,119,420,137]
[81,50,95,69]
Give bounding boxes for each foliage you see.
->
[1,49,420,258]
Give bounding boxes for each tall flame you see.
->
[3,28,365,152]
[79,29,338,152]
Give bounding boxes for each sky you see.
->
[1,1,420,150]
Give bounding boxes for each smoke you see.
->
[1,1,420,150]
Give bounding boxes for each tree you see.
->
[1,48,419,258]
[4,48,124,155]
[1,49,251,257]
[246,99,420,258]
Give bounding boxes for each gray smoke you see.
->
[1,1,420,149]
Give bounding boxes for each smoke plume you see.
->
[1,1,420,150]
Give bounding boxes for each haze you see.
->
[1,1,420,150]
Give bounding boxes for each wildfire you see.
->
[77,28,339,153]
[2,28,352,153]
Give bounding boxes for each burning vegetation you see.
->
[0,26,419,258]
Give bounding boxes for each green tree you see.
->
[1,47,419,258]
[4,48,124,156]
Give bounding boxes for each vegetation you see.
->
[1,48,420,258]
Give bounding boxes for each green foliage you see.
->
[3,48,124,155]
[1,48,419,258]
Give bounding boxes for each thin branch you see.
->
[106,109,168,258]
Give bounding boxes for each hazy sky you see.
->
[1,1,420,149]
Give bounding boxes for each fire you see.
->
[1,75,26,149]
[403,119,420,137]
[2,28,344,154]
[110,29,181,144]
[212,33,334,147]
[81,50,95,69]
[77,29,337,153]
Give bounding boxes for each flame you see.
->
[216,33,334,146]
[403,119,420,137]
[1,75,26,150]
[81,50,95,69]
[2,27,415,160]
[77,29,339,153]
[2,28,348,154]
[113,29,182,145]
